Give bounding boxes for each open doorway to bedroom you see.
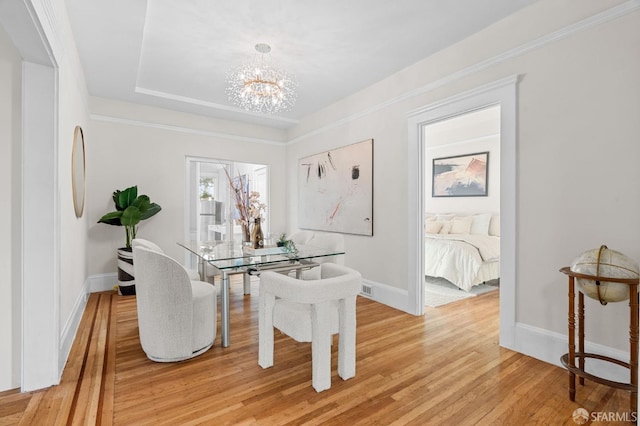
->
[407,76,517,349]
[423,105,501,308]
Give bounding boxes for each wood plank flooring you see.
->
[0,277,634,425]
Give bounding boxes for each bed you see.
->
[424,213,500,292]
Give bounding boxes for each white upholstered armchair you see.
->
[132,246,216,362]
[132,238,201,281]
[307,232,345,265]
[289,230,315,246]
[289,231,345,279]
[258,263,361,392]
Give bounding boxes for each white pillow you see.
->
[450,216,473,234]
[470,213,492,235]
[425,221,443,234]
[489,215,500,237]
[425,214,436,222]
[436,214,455,222]
[439,221,452,234]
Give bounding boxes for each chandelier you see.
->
[226,43,297,115]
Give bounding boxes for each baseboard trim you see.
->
[514,322,631,383]
[89,273,118,293]
[57,273,118,383]
[58,279,90,378]
[360,278,410,314]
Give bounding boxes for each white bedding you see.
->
[425,234,500,292]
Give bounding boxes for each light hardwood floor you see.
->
[0,277,634,425]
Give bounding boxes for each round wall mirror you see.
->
[72,126,86,218]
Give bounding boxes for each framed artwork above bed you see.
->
[432,151,489,197]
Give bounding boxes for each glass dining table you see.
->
[178,241,345,347]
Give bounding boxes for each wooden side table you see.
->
[559,267,639,416]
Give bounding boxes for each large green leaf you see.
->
[111,190,122,210]
[116,186,138,210]
[120,205,142,227]
[132,195,151,212]
[97,210,123,226]
[140,203,162,220]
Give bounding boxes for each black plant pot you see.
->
[117,247,136,295]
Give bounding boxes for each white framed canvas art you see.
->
[298,139,373,236]
[432,151,489,197]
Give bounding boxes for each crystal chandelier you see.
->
[226,43,297,115]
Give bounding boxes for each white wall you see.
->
[86,98,288,278]
[0,23,22,392]
[514,5,639,352]
[286,0,640,357]
[56,0,91,367]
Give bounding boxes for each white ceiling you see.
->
[66,0,537,129]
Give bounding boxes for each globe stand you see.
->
[560,267,639,419]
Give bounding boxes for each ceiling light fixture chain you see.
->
[226,43,297,115]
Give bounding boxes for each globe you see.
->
[570,245,639,304]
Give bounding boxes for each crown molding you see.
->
[287,0,640,145]
[30,0,63,62]
[90,114,286,146]
[135,86,300,126]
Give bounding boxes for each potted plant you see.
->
[276,233,289,247]
[98,186,162,295]
[276,233,297,255]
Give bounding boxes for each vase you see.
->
[242,223,251,245]
[251,218,264,249]
[117,247,136,296]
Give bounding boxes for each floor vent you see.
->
[360,284,373,297]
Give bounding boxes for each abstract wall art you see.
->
[432,151,489,197]
[298,139,373,236]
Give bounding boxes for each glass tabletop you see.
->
[177,241,345,271]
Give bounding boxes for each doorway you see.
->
[0,4,61,390]
[423,106,501,307]
[184,157,270,270]
[407,76,518,350]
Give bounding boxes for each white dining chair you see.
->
[132,238,203,281]
[289,230,315,246]
[295,232,345,279]
[133,246,216,362]
[258,263,361,392]
[307,232,345,265]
